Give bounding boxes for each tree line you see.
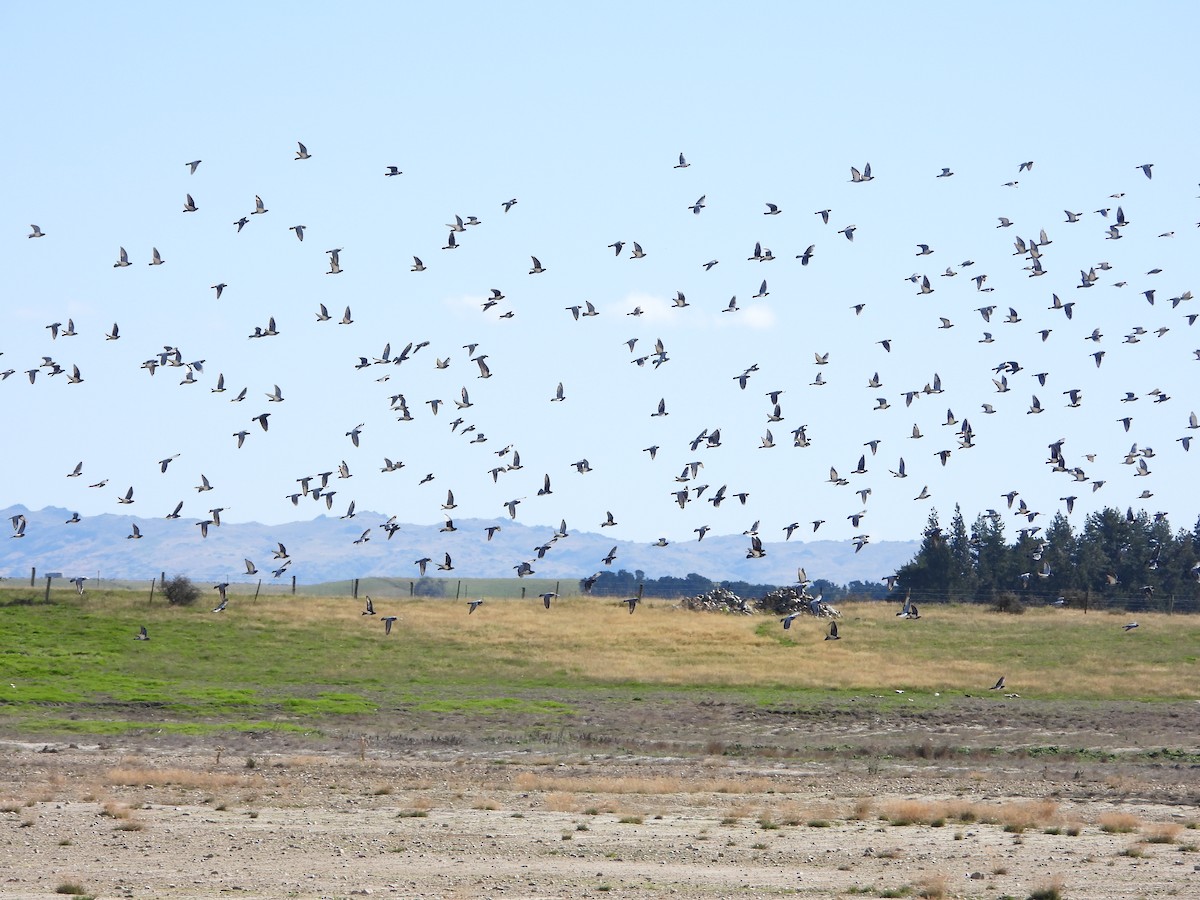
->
[579,505,1200,614]
[893,505,1200,613]
[580,569,889,603]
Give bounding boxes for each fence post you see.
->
[409,581,414,597]
[555,580,560,599]
[455,580,461,600]
[352,578,359,600]
[1168,594,1174,616]
[291,574,296,595]
[1083,589,1088,615]
[43,575,52,604]
[161,571,166,589]
[520,586,526,599]
[30,567,36,587]
[148,577,155,604]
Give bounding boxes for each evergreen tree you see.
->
[970,512,1010,601]
[1040,512,1078,599]
[894,510,955,602]
[948,505,977,599]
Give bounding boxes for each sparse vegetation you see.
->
[1142,823,1182,844]
[915,873,949,899]
[1027,878,1064,900]
[1099,812,1140,833]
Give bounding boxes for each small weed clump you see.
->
[1026,877,1064,900]
[1099,811,1140,833]
[916,873,949,898]
[1142,823,1182,844]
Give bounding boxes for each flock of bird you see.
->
[7,144,1200,609]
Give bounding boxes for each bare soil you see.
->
[2,697,1198,898]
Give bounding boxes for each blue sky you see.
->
[3,3,1199,561]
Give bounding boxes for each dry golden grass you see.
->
[1098,811,1141,833]
[261,595,1197,697]
[879,799,959,826]
[915,872,949,898]
[100,800,136,820]
[542,792,579,813]
[1027,874,1065,900]
[512,770,778,795]
[993,799,1061,832]
[51,590,1200,700]
[877,798,1059,829]
[721,801,756,823]
[276,754,330,768]
[850,797,874,820]
[105,766,255,790]
[1141,822,1183,844]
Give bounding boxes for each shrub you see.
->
[1027,879,1063,900]
[163,575,201,606]
[991,593,1026,615]
[1099,811,1139,833]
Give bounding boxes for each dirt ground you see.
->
[1,698,1198,899]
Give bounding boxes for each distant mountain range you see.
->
[1,505,917,588]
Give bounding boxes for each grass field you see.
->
[0,586,1197,740]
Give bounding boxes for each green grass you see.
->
[0,587,1198,740]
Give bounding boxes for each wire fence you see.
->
[0,571,588,602]
[2,569,1194,613]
